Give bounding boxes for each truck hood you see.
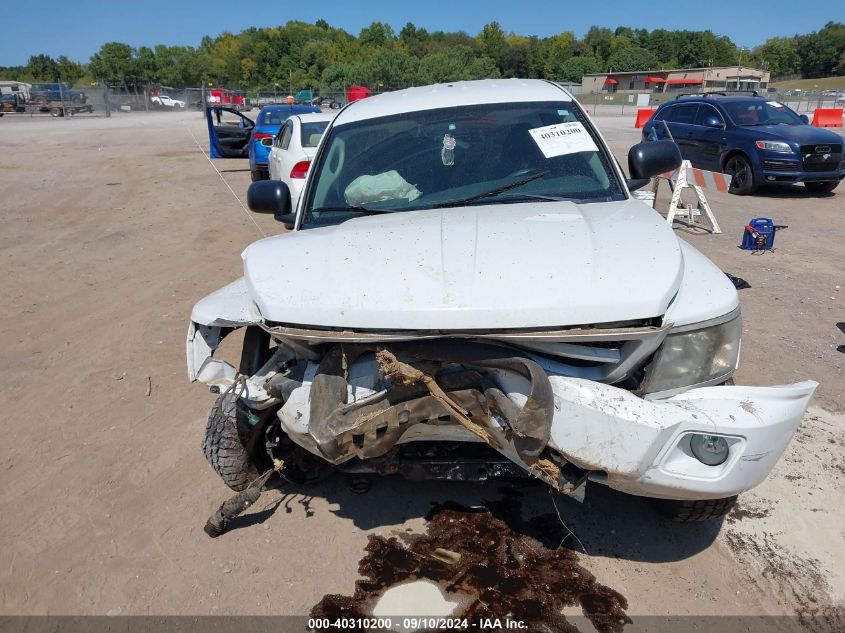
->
[751,124,845,145]
[242,199,684,330]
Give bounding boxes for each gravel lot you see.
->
[0,109,842,627]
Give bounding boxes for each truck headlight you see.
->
[755,140,793,153]
[642,312,741,395]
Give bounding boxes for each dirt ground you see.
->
[0,109,843,628]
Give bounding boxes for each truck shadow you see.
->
[271,474,723,564]
[753,184,836,199]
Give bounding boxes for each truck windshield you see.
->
[303,101,624,226]
[723,101,804,126]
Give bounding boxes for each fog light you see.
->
[690,434,729,466]
[766,175,776,181]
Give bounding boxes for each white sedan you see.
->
[151,94,186,109]
[268,112,334,208]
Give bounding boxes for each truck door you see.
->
[205,106,255,158]
[665,103,700,164]
[690,104,727,172]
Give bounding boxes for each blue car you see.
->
[248,104,321,181]
[642,94,845,195]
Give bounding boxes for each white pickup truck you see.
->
[187,79,816,522]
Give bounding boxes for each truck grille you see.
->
[763,160,799,172]
[265,321,671,386]
[800,144,843,172]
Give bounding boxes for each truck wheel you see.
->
[652,495,737,522]
[725,155,756,195]
[804,181,838,194]
[203,391,266,491]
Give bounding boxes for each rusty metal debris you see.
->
[286,341,583,492]
[375,349,499,450]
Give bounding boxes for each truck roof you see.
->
[334,79,573,126]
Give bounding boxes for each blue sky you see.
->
[2,0,833,65]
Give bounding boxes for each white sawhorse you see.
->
[665,160,723,234]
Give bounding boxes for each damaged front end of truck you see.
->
[187,276,816,522]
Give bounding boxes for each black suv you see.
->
[642,94,845,195]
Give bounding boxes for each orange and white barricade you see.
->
[663,161,730,233]
[639,160,730,234]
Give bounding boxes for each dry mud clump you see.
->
[311,502,630,633]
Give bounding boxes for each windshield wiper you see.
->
[498,193,569,201]
[433,170,550,208]
[311,205,397,215]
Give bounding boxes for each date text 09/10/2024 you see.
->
[308,617,527,630]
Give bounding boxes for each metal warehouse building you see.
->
[581,67,770,93]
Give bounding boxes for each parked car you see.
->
[151,93,186,109]
[204,106,255,160]
[189,79,816,523]
[30,82,86,106]
[311,96,342,109]
[642,94,845,194]
[247,104,321,181]
[0,92,26,115]
[267,112,334,208]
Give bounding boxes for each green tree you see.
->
[796,21,845,78]
[584,27,613,63]
[500,35,541,78]
[25,54,60,81]
[135,46,157,81]
[751,37,800,76]
[359,22,395,47]
[543,32,576,79]
[645,29,678,64]
[477,21,507,66]
[89,42,135,80]
[366,48,420,86]
[556,56,601,83]
[606,46,659,72]
[418,46,499,83]
[56,56,85,84]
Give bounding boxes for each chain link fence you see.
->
[570,88,844,118]
[3,79,842,121]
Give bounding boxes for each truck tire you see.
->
[652,496,737,522]
[203,391,264,491]
[725,155,756,195]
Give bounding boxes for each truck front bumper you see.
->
[187,315,817,502]
[545,377,817,500]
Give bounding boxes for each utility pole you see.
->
[736,47,746,91]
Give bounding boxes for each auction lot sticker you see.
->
[528,122,598,158]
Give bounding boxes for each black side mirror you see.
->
[627,140,682,191]
[247,180,294,228]
[799,114,809,124]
